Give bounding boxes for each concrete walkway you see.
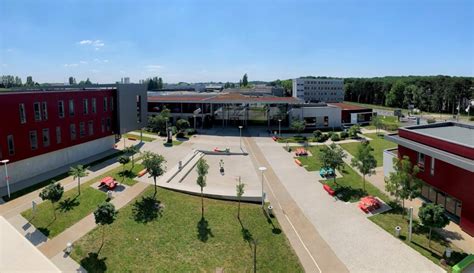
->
[251,132,444,273]
[243,134,349,273]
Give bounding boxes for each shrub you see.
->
[470,116,474,121]
[427,118,436,124]
[340,131,348,139]
[186,128,197,135]
[176,132,185,138]
[330,133,340,142]
[313,130,322,138]
[315,134,329,143]
[170,126,178,135]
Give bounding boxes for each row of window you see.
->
[304,81,342,85]
[19,97,113,124]
[5,118,111,156]
[303,92,341,96]
[304,86,342,91]
[417,152,435,176]
[421,183,462,219]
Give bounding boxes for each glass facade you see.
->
[421,183,462,221]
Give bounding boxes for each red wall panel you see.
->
[0,90,117,163]
[398,145,474,236]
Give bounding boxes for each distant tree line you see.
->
[147,76,163,90]
[0,75,39,88]
[344,76,473,114]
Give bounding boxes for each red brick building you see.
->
[0,84,147,198]
[385,122,474,236]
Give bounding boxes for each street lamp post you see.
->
[278,119,282,137]
[238,125,243,150]
[1,159,10,199]
[258,166,267,208]
[193,115,197,130]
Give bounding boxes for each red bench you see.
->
[127,137,137,141]
[294,159,302,166]
[272,136,279,141]
[137,169,148,177]
[323,184,335,196]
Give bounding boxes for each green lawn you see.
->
[340,134,396,167]
[123,133,155,142]
[370,208,467,271]
[22,186,107,238]
[71,186,303,272]
[163,139,183,146]
[21,160,144,238]
[324,164,390,203]
[295,146,324,172]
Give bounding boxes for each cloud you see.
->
[79,60,88,64]
[146,64,163,72]
[78,40,105,50]
[93,58,109,63]
[64,63,79,67]
[90,69,100,73]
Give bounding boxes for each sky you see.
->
[0,0,473,84]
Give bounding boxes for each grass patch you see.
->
[21,187,107,238]
[277,135,308,144]
[370,208,466,271]
[21,160,143,238]
[340,134,396,167]
[163,140,183,147]
[123,133,155,142]
[324,164,390,203]
[71,186,303,272]
[294,146,324,172]
[3,150,124,201]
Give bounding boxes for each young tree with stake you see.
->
[196,158,209,218]
[236,177,246,219]
[351,142,377,192]
[418,203,449,247]
[142,151,166,199]
[69,165,88,195]
[39,182,64,220]
[94,202,118,248]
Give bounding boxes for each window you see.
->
[83,99,89,115]
[58,100,65,118]
[92,98,97,113]
[41,102,48,120]
[56,126,61,144]
[101,118,105,133]
[110,98,114,111]
[418,153,425,170]
[70,124,76,140]
[88,121,94,136]
[42,128,50,147]
[34,102,41,121]
[69,99,75,116]
[79,122,86,137]
[106,118,111,131]
[136,95,142,123]
[103,97,108,112]
[29,131,38,150]
[430,157,435,176]
[19,103,26,124]
[7,135,15,155]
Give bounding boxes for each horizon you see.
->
[1,0,473,83]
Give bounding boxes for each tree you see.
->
[348,124,361,138]
[148,107,171,134]
[142,151,166,198]
[351,142,377,191]
[26,76,34,86]
[157,77,163,89]
[94,202,118,247]
[196,158,209,218]
[118,155,130,175]
[236,177,245,219]
[176,119,190,132]
[318,143,346,183]
[123,146,138,168]
[385,80,406,107]
[385,156,423,213]
[68,76,76,85]
[85,78,92,85]
[242,73,248,87]
[39,182,64,220]
[371,115,383,135]
[418,203,449,247]
[69,165,88,195]
[290,119,305,135]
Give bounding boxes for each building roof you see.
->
[0,216,61,272]
[328,102,372,111]
[148,92,301,104]
[401,122,474,148]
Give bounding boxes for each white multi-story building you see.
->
[292,78,344,102]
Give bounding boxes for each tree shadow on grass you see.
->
[261,208,281,234]
[58,196,80,212]
[197,217,213,242]
[238,218,253,247]
[37,227,50,237]
[411,241,443,260]
[80,252,107,273]
[118,170,135,179]
[334,186,366,202]
[132,196,162,223]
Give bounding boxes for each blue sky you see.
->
[0,0,473,83]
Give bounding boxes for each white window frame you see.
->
[7,135,15,155]
[58,100,65,118]
[42,128,50,147]
[19,103,26,124]
[34,102,41,121]
[41,102,48,120]
[29,131,38,150]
